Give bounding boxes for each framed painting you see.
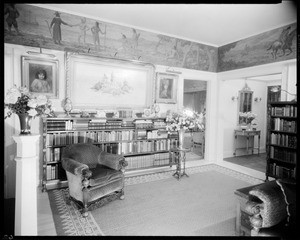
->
[66,53,155,110]
[156,72,178,103]
[21,56,59,98]
[21,56,58,98]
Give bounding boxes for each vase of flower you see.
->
[178,129,185,149]
[18,113,33,135]
[4,85,56,135]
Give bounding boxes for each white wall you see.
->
[4,44,66,198]
[221,79,267,158]
[217,60,297,161]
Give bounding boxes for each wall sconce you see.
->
[254,97,262,102]
[231,96,238,101]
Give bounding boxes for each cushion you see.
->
[276,179,296,226]
[89,164,123,187]
[249,180,287,228]
[62,143,102,168]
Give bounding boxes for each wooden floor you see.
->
[223,152,266,173]
[6,153,263,236]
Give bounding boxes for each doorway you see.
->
[222,73,282,173]
[183,79,207,159]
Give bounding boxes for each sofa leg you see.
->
[120,189,125,200]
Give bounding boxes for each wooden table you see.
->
[234,130,261,156]
[169,147,189,180]
[234,183,263,236]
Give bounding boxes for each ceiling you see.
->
[38,2,297,47]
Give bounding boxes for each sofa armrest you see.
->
[62,157,89,176]
[98,151,127,171]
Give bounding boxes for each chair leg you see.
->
[65,196,71,205]
[82,185,89,217]
[120,188,125,200]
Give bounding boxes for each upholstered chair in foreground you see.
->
[61,143,128,217]
[245,179,296,238]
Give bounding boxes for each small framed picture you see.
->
[156,72,178,103]
[21,56,59,98]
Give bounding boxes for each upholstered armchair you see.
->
[245,179,296,238]
[61,143,128,217]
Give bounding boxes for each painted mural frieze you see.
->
[4,4,296,73]
[4,4,218,72]
[218,23,297,72]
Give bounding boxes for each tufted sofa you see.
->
[245,179,296,238]
[61,143,128,217]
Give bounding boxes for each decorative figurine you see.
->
[63,98,73,116]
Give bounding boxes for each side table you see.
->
[169,147,189,180]
[234,129,261,156]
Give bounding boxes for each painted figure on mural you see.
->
[91,21,106,51]
[50,11,72,45]
[73,17,90,46]
[30,69,51,93]
[267,25,296,59]
[4,4,21,35]
[132,28,140,50]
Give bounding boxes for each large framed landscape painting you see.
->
[21,56,59,98]
[66,53,155,110]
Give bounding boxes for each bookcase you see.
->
[42,117,178,191]
[266,101,297,181]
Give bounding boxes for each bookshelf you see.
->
[266,101,297,181]
[42,117,178,191]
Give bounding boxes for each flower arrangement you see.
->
[166,109,205,132]
[239,111,257,124]
[4,85,56,119]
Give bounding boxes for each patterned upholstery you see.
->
[61,143,127,217]
[245,180,296,237]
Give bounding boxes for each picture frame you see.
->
[66,52,155,110]
[156,72,178,103]
[21,56,59,98]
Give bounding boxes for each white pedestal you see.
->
[13,134,40,236]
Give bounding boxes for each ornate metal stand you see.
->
[170,147,189,180]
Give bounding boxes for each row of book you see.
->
[45,139,179,163]
[134,119,154,129]
[136,129,168,140]
[270,105,297,117]
[117,139,176,154]
[46,164,66,180]
[269,146,296,164]
[47,120,73,131]
[125,152,169,170]
[268,163,296,179]
[271,118,297,132]
[46,118,168,131]
[46,148,61,162]
[270,133,297,148]
[46,130,173,146]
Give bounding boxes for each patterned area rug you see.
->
[48,164,263,236]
